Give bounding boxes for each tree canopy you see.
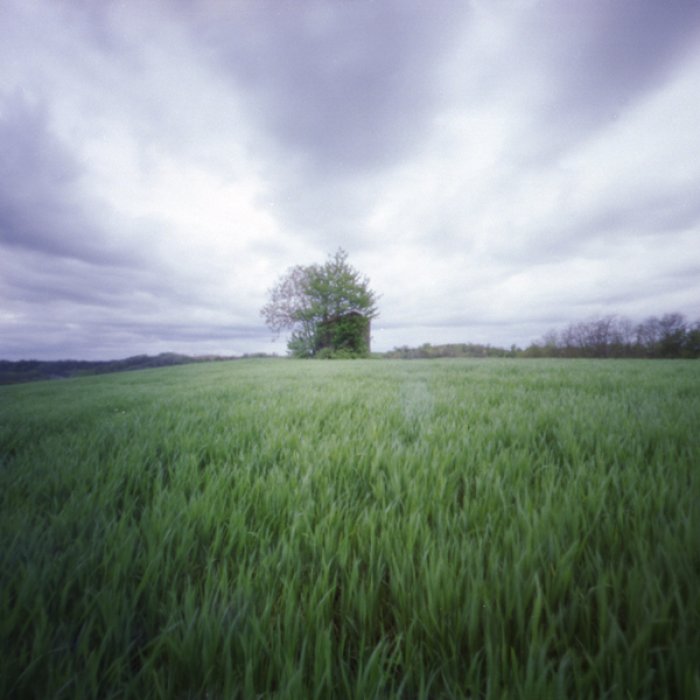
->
[261,249,379,357]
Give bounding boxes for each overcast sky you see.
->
[2,0,700,360]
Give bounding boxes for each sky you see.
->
[2,0,700,360]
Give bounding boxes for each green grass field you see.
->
[1,359,699,699]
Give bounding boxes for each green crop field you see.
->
[1,359,699,699]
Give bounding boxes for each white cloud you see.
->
[1,1,699,359]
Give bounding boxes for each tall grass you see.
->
[1,359,699,698]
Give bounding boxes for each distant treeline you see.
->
[384,343,516,359]
[3,312,697,385]
[0,352,274,385]
[525,313,700,359]
[385,312,700,360]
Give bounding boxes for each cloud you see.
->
[0,0,699,359]
[484,0,700,156]
[178,1,471,172]
[0,92,136,266]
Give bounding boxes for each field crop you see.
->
[1,358,699,698]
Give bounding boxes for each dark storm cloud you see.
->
[493,181,700,267]
[164,1,473,254]
[1,242,270,360]
[587,184,700,238]
[3,250,151,308]
[177,0,470,173]
[514,0,700,151]
[1,0,698,360]
[0,314,268,362]
[168,0,700,255]
[0,92,138,266]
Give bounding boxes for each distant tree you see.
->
[609,316,635,357]
[541,330,560,357]
[635,316,662,357]
[657,313,688,358]
[530,312,697,359]
[261,249,379,358]
[684,321,700,358]
[384,342,512,359]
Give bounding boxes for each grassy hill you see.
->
[0,352,249,385]
[1,359,699,698]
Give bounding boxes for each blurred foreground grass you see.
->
[1,359,699,698]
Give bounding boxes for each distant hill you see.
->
[0,353,274,385]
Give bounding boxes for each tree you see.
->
[684,321,700,358]
[261,249,379,357]
[635,316,661,357]
[530,312,697,359]
[657,313,687,358]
